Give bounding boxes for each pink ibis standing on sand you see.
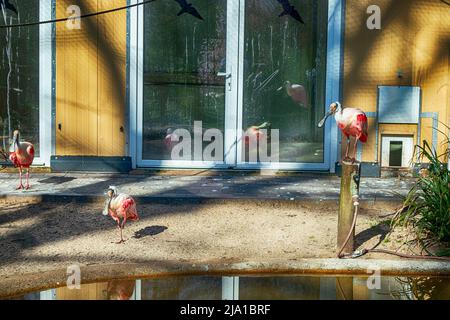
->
[7,130,35,190]
[103,186,139,244]
[318,102,368,162]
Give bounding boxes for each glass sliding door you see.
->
[134,0,335,170]
[238,0,329,168]
[139,0,230,166]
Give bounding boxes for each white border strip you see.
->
[38,0,53,166]
[325,0,344,173]
[129,0,138,169]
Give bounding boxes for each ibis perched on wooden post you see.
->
[318,102,368,163]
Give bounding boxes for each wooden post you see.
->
[337,162,360,255]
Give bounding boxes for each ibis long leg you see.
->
[344,137,350,159]
[16,168,23,190]
[353,138,359,161]
[115,221,124,244]
[25,169,30,190]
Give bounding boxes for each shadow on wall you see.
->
[342,0,450,161]
[56,0,126,156]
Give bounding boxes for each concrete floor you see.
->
[0,171,427,298]
[0,171,415,201]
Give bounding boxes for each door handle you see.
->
[217,71,232,91]
[217,72,231,78]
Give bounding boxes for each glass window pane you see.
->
[242,0,328,163]
[143,1,227,161]
[389,141,403,167]
[0,1,40,156]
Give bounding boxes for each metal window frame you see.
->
[129,0,344,171]
[32,0,53,166]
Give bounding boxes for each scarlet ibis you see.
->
[244,122,271,146]
[318,102,368,162]
[103,186,139,244]
[9,130,35,190]
[278,81,309,108]
[277,0,305,24]
[174,0,203,20]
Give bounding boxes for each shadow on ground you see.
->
[133,226,168,239]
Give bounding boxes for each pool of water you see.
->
[5,275,450,300]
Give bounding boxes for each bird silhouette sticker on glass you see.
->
[277,0,304,24]
[174,0,204,20]
[0,0,17,15]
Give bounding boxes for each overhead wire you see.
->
[0,0,157,28]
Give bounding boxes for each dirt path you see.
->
[0,198,413,280]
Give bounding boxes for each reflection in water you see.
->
[381,277,450,301]
[106,280,136,300]
[4,275,450,300]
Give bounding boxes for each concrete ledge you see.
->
[1,259,449,298]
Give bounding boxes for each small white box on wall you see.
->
[381,135,415,168]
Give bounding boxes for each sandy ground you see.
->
[0,198,414,280]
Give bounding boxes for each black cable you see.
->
[337,198,450,261]
[0,0,156,29]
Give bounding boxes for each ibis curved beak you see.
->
[318,112,332,128]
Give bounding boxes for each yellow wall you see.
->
[343,0,449,164]
[55,0,127,156]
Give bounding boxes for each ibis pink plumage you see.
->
[103,186,139,244]
[9,130,35,190]
[279,81,309,108]
[318,102,368,162]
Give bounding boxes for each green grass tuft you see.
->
[391,123,450,252]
